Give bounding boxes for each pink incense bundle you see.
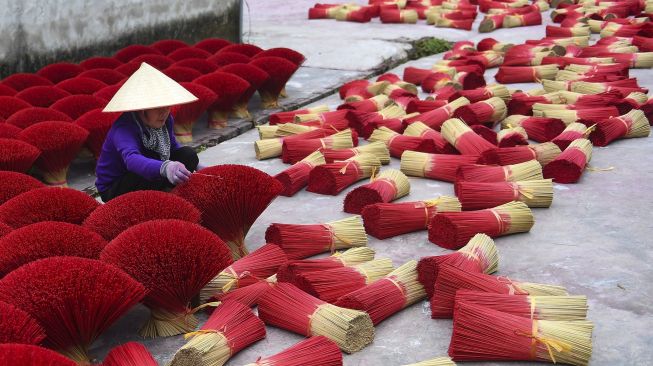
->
[422,72,459,93]
[369,127,437,158]
[257,283,375,353]
[50,94,107,120]
[343,169,410,214]
[103,343,157,366]
[164,66,204,82]
[0,300,45,344]
[361,117,407,139]
[543,138,592,183]
[380,9,419,23]
[208,52,251,68]
[0,138,40,173]
[470,124,498,145]
[339,95,391,114]
[38,62,84,83]
[477,38,513,52]
[276,151,326,196]
[452,97,507,127]
[588,109,650,146]
[249,56,300,108]
[307,153,382,195]
[455,85,510,104]
[167,47,212,62]
[545,25,591,38]
[428,201,535,249]
[502,10,543,28]
[218,44,263,57]
[339,79,371,100]
[277,246,375,283]
[479,14,506,33]
[281,129,357,164]
[497,127,529,147]
[455,179,554,210]
[453,71,486,90]
[405,99,448,114]
[434,18,475,30]
[215,276,276,307]
[0,344,77,366]
[294,109,352,131]
[243,336,343,366]
[194,72,250,129]
[417,233,498,298]
[480,143,562,166]
[495,65,559,84]
[431,265,568,318]
[502,115,566,142]
[269,105,330,125]
[255,127,337,160]
[403,122,458,154]
[507,92,558,116]
[400,151,479,182]
[265,216,368,260]
[350,104,406,135]
[633,36,653,52]
[456,160,543,183]
[403,67,446,85]
[175,58,220,74]
[169,82,216,143]
[441,118,497,156]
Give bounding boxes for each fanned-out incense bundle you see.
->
[369,126,437,158]
[269,105,330,125]
[551,123,593,151]
[402,356,457,366]
[543,138,592,184]
[103,342,158,366]
[343,169,410,214]
[404,122,457,154]
[495,65,559,84]
[428,201,535,249]
[455,290,588,320]
[200,243,287,302]
[588,109,650,146]
[265,216,367,259]
[243,336,343,366]
[449,302,592,365]
[401,151,479,182]
[417,234,498,299]
[0,300,45,344]
[0,344,77,366]
[497,126,529,147]
[170,301,266,366]
[277,247,375,283]
[282,129,356,164]
[362,196,461,239]
[258,283,375,353]
[431,265,568,318]
[501,115,566,142]
[307,153,382,195]
[320,141,390,165]
[452,97,507,127]
[455,179,554,210]
[334,260,426,325]
[276,151,326,196]
[403,97,470,130]
[441,118,497,156]
[456,160,543,183]
[294,258,394,303]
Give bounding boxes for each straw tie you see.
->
[532,68,542,84]
[530,297,536,320]
[323,224,352,252]
[385,276,407,299]
[582,124,596,138]
[503,166,513,181]
[151,301,221,323]
[339,160,361,176]
[372,177,398,198]
[497,276,526,295]
[307,303,329,336]
[221,267,253,293]
[417,198,440,227]
[511,182,535,200]
[488,208,507,234]
[516,320,572,364]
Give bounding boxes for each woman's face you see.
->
[139,107,171,128]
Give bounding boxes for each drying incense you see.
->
[403,97,470,130]
[428,201,535,249]
[0,344,78,366]
[456,160,543,183]
[551,123,594,151]
[441,118,497,156]
[277,247,375,283]
[497,126,529,147]
[103,343,158,366]
[431,265,568,318]
[452,97,507,127]
[495,65,559,84]
[258,283,375,353]
[455,179,554,210]
[0,300,45,345]
[275,151,326,196]
[269,105,330,125]
[543,138,593,184]
[265,216,368,260]
[214,276,277,308]
[307,153,382,195]
[243,336,343,366]
[401,357,457,366]
[361,196,461,239]
[338,95,391,112]
[334,260,426,325]
[343,169,410,214]
[254,128,335,160]
[282,129,356,164]
[369,126,437,158]
[400,151,479,182]
[320,141,390,165]
[350,104,406,135]
[403,121,457,154]
[501,115,566,142]
[588,109,650,146]
[457,84,511,103]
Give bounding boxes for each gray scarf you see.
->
[133,112,171,161]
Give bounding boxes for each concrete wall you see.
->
[0,0,241,77]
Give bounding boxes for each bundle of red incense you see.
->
[350,105,406,135]
[57,76,108,95]
[1,73,53,91]
[479,13,506,33]
[0,96,31,119]
[151,39,190,54]
[15,86,70,107]
[269,105,330,125]
[477,38,514,52]
[431,265,568,318]
[456,160,543,182]
[403,122,457,154]
[173,165,282,259]
[37,62,83,83]
[533,105,621,126]
[449,302,593,365]
[495,65,559,84]
[507,92,564,116]
[455,290,588,320]
[255,128,335,160]
[334,260,426,325]
[75,109,120,158]
[546,25,591,38]
[114,44,161,62]
[77,67,125,84]
[200,243,287,302]
[194,72,250,129]
[293,258,394,303]
[452,97,507,126]
[277,246,375,283]
[381,9,419,23]
[242,336,343,366]
[83,190,201,240]
[400,151,478,182]
[421,72,459,93]
[406,99,449,114]
[0,344,77,366]
[208,52,251,67]
[551,123,593,151]
[214,275,277,307]
[307,153,382,195]
[480,143,562,166]
[497,126,529,147]
[103,343,157,366]
[338,95,391,113]
[417,233,498,298]
[6,106,72,129]
[276,151,326,196]
[169,82,216,142]
[0,171,43,205]
[170,301,266,366]
[249,56,299,108]
[456,84,511,103]
[0,123,23,139]
[0,257,145,363]
[344,169,410,214]
[320,141,390,165]
[220,63,271,118]
[282,129,356,164]
[0,138,40,173]
[441,118,497,155]
[543,138,592,183]
[502,9,543,28]
[501,115,566,142]
[258,283,375,353]
[0,300,45,344]
[588,109,650,146]
[50,94,107,120]
[80,56,124,69]
[404,97,470,130]
[265,216,368,259]
[369,127,437,158]
[455,179,554,210]
[101,219,233,338]
[429,201,535,249]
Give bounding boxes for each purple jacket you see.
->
[95,112,181,192]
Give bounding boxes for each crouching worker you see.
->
[96,62,202,202]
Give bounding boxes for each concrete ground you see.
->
[88,1,653,365]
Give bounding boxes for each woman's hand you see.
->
[163,161,191,185]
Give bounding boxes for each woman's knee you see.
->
[171,146,199,171]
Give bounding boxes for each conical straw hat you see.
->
[103,62,198,112]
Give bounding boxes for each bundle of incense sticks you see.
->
[257,283,375,353]
[455,84,511,103]
[307,153,382,195]
[497,126,529,147]
[401,151,479,182]
[501,115,567,142]
[282,129,356,164]
[431,265,568,318]
[403,122,457,154]
[440,118,497,156]
[338,95,391,112]
[455,290,589,320]
[334,260,426,325]
[343,169,410,214]
[272,123,316,138]
[452,97,507,127]
[417,234,498,299]
[277,247,375,283]
[428,201,535,249]
[480,143,562,166]
[200,243,287,302]
[532,105,621,126]
[361,196,461,239]
[214,275,277,307]
[495,65,559,83]
[502,10,543,28]
[546,25,591,37]
[380,9,419,23]
[543,138,593,184]
[403,97,470,130]
[421,72,460,94]
[294,258,394,303]
[455,179,554,210]
[477,38,513,53]
[243,336,343,366]
[265,216,368,259]
[405,100,448,114]
[456,160,543,183]
[449,302,593,365]
[588,109,650,146]
[269,105,330,125]
[361,115,413,140]
[255,128,335,160]
[551,123,594,151]
[470,124,498,146]
[368,127,437,158]
[507,92,564,116]
[479,13,507,33]
[276,151,326,196]
[614,92,648,115]
[350,105,406,135]
[320,141,391,165]
[401,357,457,366]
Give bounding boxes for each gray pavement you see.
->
[87,1,653,365]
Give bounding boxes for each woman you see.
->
[96,62,202,202]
